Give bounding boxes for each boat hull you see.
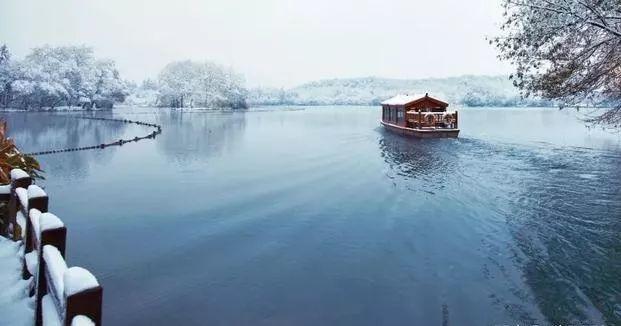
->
[381,121,459,138]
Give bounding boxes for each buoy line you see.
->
[24,116,163,156]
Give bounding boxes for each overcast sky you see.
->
[0,0,511,88]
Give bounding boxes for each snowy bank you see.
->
[0,236,34,326]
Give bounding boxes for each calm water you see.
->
[2,106,620,325]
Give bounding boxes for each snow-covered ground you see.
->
[0,236,33,326]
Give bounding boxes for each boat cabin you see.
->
[381,93,458,130]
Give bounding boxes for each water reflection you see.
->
[154,110,246,164]
[378,130,459,194]
[2,111,125,153]
[1,111,127,179]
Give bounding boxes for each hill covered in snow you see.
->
[248,76,554,107]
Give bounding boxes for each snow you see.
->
[381,94,426,106]
[25,250,38,276]
[42,294,61,326]
[0,236,34,326]
[30,209,42,239]
[43,245,67,302]
[0,184,10,194]
[71,316,95,326]
[29,208,65,246]
[29,210,64,243]
[27,185,46,199]
[64,267,98,297]
[10,169,29,180]
[15,188,28,209]
[16,211,26,239]
[39,213,64,233]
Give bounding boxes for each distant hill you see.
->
[248,75,554,107]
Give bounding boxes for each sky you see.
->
[0,0,512,88]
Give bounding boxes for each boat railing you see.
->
[406,110,458,129]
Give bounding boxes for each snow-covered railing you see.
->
[0,169,31,236]
[41,246,101,326]
[0,169,103,326]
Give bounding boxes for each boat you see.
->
[380,93,459,138]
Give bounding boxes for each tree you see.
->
[90,59,129,108]
[11,46,83,109]
[157,60,247,109]
[0,45,14,108]
[157,61,199,108]
[493,0,621,129]
[5,45,128,109]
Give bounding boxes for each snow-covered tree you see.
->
[90,59,129,108]
[5,45,128,109]
[124,78,161,107]
[246,76,550,107]
[493,0,621,129]
[157,60,199,108]
[157,60,247,109]
[0,44,14,108]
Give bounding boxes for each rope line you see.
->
[25,117,162,156]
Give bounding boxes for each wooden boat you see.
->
[380,93,459,138]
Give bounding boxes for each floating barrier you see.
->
[25,117,163,156]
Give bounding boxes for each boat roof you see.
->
[381,93,449,107]
[381,94,426,105]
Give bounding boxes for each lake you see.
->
[2,106,620,325]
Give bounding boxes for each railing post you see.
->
[34,213,66,326]
[64,267,102,326]
[23,185,49,280]
[24,187,48,247]
[4,169,31,238]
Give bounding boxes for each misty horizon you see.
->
[0,0,512,88]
